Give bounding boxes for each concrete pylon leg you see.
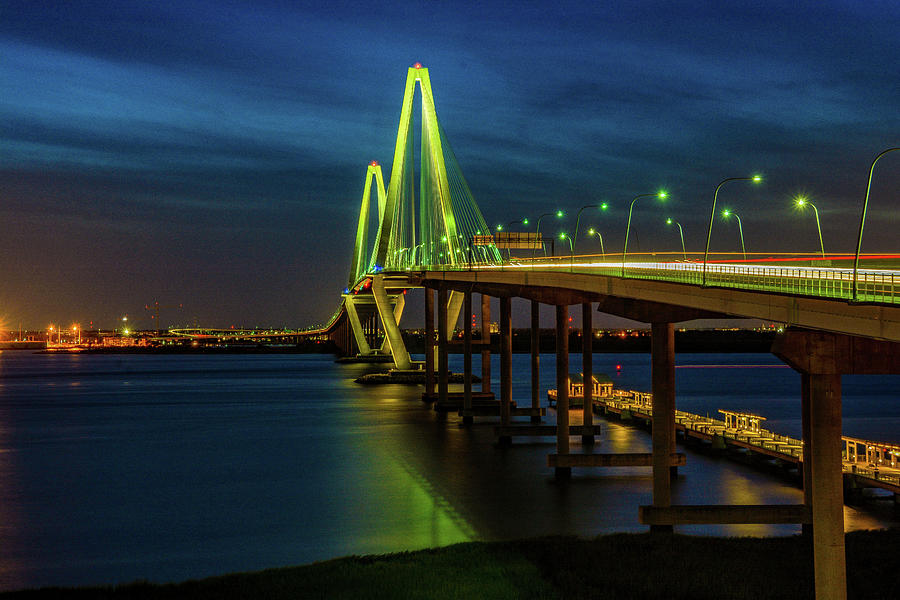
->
[651,322,675,532]
[438,286,449,407]
[801,373,813,538]
[810,373,846,600]
[582,303,594,445]
[343,295,372,356]
[371,275,412,370]
[555,304,570,479]
[424,289,435,398]
[445,290,464,341]
[481,294,491,394]
[380,294,406,352]
[499,296,512,445]
[463,291,473,424]
[531,300,541,423]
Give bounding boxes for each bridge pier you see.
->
[343,294,373,356]
[463,291,473,424]
[424,288,435,398]
[582,303,594,445]
[555,304,570,479]
[372,275,411,370]
[650,321,675,532]
[531,300,541,423]
[801,374,813,538]
[499,296,512,445]
[772,329,900,600]
[481,294,491,395]
[438,286,449,408]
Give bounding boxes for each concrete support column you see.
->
[372,275,412,370]
[499,296,512,445]
[445,291,464,342]
[555,304,570,479]
[463,291,473,424]
[438,286,449,407]
[651,321,675,532]
[809,373,846,600]
[531,300,541,423]
[343,295,372,356]
[801,373,813,538]
[481,294,491,394]
[380,294,406,353]
[424,288,435,398]
[581,303,594,444]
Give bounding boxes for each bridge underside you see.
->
[411,269,900,342]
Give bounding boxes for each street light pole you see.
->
[703,175,762,285]
[722,210,746,260]
[588,228,605,256]
[622,191,667,277]
[853,147,900,301]
[666,218,686,260]
[533,211,563,259]
[573,202,608,249]
[795,197,825,258]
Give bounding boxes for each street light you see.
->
[622,191,667,276]
[559,231,574,259]
[573,202,609,248]
[533,210,564,258]
[666,218,686,260]
[853,147,900,301]
[794,196,825,258]
[587,227,605,256]
[703,175,762,284]
[721,209,746,260]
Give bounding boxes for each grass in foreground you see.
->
[3,529,899,599]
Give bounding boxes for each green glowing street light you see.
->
[666,218,686,260]
[721,209,746,260]
[794,196,825,258]
[497,218,528,232]
[622,190,667,276]
[703,175,762,284]
[587,227,605,256]
[559,231,574,259]
[573,202,609,248]
[533,211,565,258]
[853,147,900,301]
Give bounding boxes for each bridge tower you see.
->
[372,63,499,270]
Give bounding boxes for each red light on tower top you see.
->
[370,160,378,166]
[413,62,423,69]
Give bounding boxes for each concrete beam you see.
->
[596,296,726,323]
[549,452,686,468]
[773,328,900,375]
[639,504,811,525]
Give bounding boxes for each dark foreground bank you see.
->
[3,530,898,599]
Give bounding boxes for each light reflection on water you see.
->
[0,351,896,591]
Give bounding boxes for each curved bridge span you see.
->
[306,65,897,599]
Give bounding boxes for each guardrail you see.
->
[402,252,900,305]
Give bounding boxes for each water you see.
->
[0,350,897,591]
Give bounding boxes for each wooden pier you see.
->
[589,390,900,496]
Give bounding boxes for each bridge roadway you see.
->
[371,260,900,600]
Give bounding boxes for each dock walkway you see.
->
[588,390,900,495]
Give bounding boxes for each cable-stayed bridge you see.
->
[307,65,898,600]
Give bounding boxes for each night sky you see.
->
[2,1,898,331]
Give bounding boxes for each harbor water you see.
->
[0,350,897,590]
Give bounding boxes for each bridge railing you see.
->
[408,251,900,305]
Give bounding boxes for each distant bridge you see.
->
[305,65,898,600]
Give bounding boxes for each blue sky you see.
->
[1,1,898,329]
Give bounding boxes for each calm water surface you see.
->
[0,350,897,590]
